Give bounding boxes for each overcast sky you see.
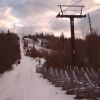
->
[0,0,100,37]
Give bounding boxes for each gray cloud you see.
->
[77,9,100,36]
[50,19,70,31]
[0,0,100,37]
[0,0,62,18]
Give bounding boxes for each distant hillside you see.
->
[23,33,100,69]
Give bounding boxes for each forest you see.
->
[0,31,21,74]
[23,32,100,69]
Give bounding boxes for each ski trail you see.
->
[0,41,74,100]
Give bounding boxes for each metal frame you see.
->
[57,5,86,65]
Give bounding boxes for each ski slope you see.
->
[0,41,74,100]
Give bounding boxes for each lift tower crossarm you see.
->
[58,5,85,7]
[57,14,86,18]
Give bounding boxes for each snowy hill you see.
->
[0,40,74,100]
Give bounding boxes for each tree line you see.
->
[0,31,21,74]
[23,32,100,69]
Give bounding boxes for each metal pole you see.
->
[70,18,75,65]
[57,5,86,65]
[88,13,93,34]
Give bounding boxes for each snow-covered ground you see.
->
[34,41,52,54]
[0,40,75,100]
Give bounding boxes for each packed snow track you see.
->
[0,41,74,100]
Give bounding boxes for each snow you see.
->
[0,40,74,100]
[35,39,52,54]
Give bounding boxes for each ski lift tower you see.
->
[57,5,86,65]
